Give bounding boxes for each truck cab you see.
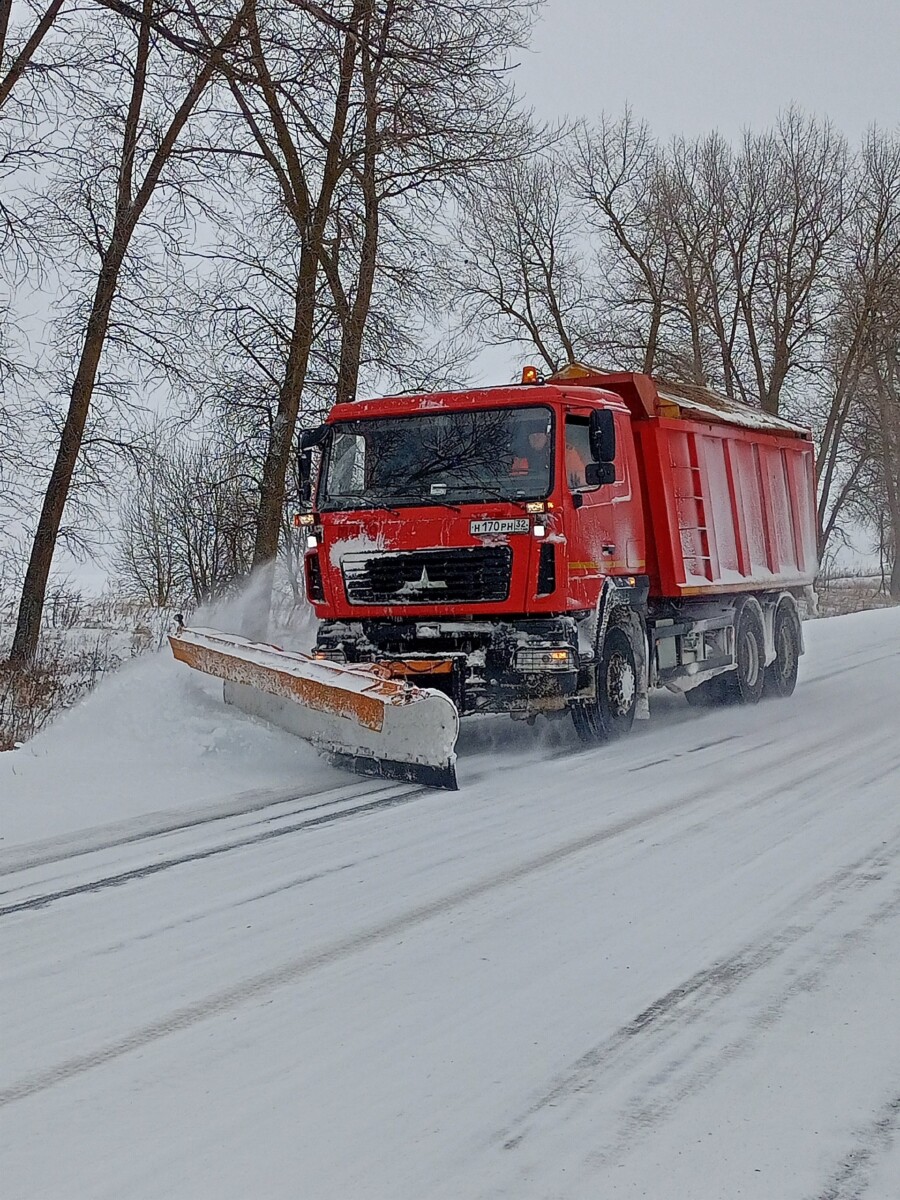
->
[299,381,645,719]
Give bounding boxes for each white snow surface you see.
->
[2,606,900,1198]
[0,652,339,852]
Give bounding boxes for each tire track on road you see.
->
[0,728,880,1106]
[0,719,829,925]
[0,778,371,876]
[0,782,427,917]
[811,1093,900,1200]
[496,829,900,1172]
[0,726,797,920]
[802,647,900,688]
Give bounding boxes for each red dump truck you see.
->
[172,363,818,789]
[298,363,818,732]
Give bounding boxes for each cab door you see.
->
[563,407,645,608]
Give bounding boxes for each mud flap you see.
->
[170,627,459,790]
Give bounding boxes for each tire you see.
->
[724,600,766,705]
[763,603,801,699]
[683,675,728,707]
[572,625,637,742]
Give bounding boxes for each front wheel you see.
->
[572,626,637,743]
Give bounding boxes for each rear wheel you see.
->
[763,603,801,698]
[724,600,766,705]
[572,626,637,742]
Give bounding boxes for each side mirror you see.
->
[296,425,328,508]
[297,452,313,506]
[589,410,616,463]
[585,461,616,487]
[298,424,328,452]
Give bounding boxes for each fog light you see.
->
[314,648,346,662]
[515,646,575,672]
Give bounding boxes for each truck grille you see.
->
[342,547,512,605]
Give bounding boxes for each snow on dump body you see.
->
[169,626,460,790]
[654,379,811,437]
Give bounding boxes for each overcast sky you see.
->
[520,0,899,143]
[473,0,899,390]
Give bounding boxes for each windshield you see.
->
[319,405,554,509]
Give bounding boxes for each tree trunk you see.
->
[7,1,246,663]
[642,297,662,374]
[334,5,378,407]
[0,0,65,112]
[8,261,121,664]
[250,256,317,565]
[890,552,900,601]
[246,1,367,636]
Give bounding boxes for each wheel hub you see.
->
[742,629,760,688]
[777,622,796,677]
[608,653,636,715]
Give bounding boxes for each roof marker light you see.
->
[521,365,540,384]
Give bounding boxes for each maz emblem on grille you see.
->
[397,568,448,595]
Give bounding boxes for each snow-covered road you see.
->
[2,608,900,1198]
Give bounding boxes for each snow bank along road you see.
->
[2,608,900,1199]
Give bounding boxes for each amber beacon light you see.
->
[521,364,539,384]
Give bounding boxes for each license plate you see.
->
[470,518,530,535]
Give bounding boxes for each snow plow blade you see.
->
[169,626,459,790]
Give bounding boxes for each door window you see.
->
[564,418,594,491]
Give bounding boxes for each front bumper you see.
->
[315,617,584,716]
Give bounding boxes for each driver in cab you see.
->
[511,428,551,477]
[510,425,590,490]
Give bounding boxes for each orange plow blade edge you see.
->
[169,626,459,790]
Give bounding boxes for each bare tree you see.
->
[575,110,671,373]
[816,130,900,553]
[722,111,849,416]
[322,0,537,401]
[7,0,249,665]
[116,425,256,605]
[218,0,373,603]
[452,154,599,373]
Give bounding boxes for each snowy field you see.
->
[2,607,900,1198]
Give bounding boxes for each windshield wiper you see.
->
[444,483,529,504]
[326,495,400,515]
[384,491,462,512]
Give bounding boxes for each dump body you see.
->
[606,378,818,598]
